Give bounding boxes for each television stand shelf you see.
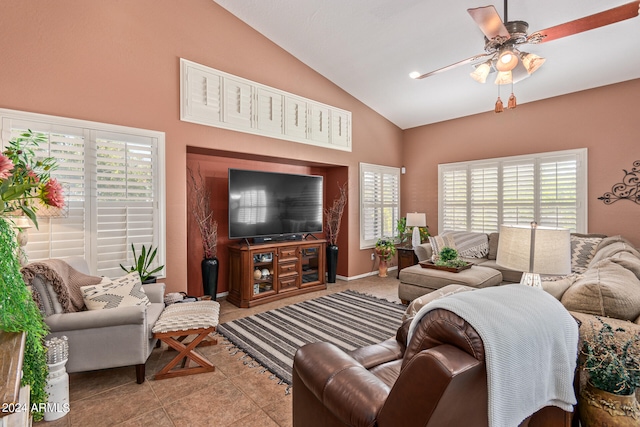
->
[227,240,326,308]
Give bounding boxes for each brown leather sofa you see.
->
[293,308,574,427]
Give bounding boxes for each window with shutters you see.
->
[0,109,165,278]
[360,163,400,248]
[438,149,586,233]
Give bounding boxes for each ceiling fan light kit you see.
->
[470,61,491,83]
[411,0,640,111]
[495,71,512,85]
[496,48,518,71]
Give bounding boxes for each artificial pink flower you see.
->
[0,154,14,180]
[27,169,40,183]
[42,178,64,208]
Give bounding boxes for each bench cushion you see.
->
[152,301,220,333]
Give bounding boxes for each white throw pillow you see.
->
[81,272,150,310]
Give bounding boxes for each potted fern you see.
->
[579,317,640,426]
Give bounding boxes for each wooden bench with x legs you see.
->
[151,300,220,380]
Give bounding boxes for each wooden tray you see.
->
[419,261,471,273]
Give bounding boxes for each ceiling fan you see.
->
[410,0,640,87]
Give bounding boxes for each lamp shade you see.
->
[496,49,518,72]
[406,212,426,227]
[470,62,491,83]
[496,224,571,275]
[520,52,546,74]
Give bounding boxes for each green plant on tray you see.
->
[434,247,467,268]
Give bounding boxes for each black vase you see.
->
[326,245,338,283]
[201,257,219,300]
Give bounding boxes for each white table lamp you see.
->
[496,222,571,288]
[406,212,426,249]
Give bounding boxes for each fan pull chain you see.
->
[495,84,504,113]
[508,81,517,109]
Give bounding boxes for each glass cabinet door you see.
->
[252,251,275,296]
[300,245,321,286]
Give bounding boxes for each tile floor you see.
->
[39,274,402,426]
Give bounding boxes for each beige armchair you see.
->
[25,257,165,383]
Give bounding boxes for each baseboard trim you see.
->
[336,266,398,281]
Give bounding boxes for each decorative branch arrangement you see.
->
[598,160,640,205]
[325,182,347,246]
[187,166,218,259]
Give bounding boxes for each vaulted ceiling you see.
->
[214,0,640,129]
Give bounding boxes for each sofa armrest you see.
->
[378,344,486,426]
[414,242,433,262]
[348,338,404,369]
[294,342,390,427]
[142,282,165,304]
[45,305,147,332]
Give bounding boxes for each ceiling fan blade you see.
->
[467,5,511,40]
[412,53,494,80]
[529,1,640,44]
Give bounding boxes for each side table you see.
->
[396,246,418,279]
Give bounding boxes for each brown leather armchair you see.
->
[293,308,574,427]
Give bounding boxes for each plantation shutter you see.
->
[360,163,400,248]
[95,131,159,277]
[438,149,586,233]
[0,109,165,277]
[502,160,535,226]
[539,155,578,230]
[441,168,468,231]
[470,164,499,232]
[3,119,88,260]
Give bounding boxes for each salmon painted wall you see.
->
[402,79,640,246]
[0,0,403,292]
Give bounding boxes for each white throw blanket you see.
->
[429,230,489,259]
[407,284,579,427]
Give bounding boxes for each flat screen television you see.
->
[228,169,323,240]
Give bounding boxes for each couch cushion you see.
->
[399,264,502,291]
[596,235,636,252]
[478,259,522,283]
[590,241,640,267]
[541,276,576,301]
[414,243,433,262]
[81,272,150,310]
[487,233,500,260]
[561,259,640,321]
[606,251,640,280]
[570,234,603,274]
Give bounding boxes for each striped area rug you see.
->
[217,290,406,384]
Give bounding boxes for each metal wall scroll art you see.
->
[598,160,640,205]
